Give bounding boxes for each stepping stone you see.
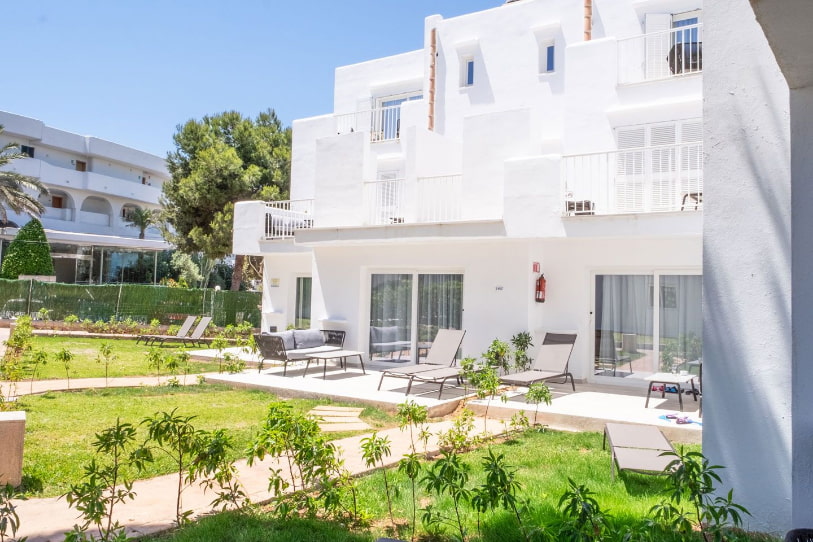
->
[310,406,363,414]
[318,422,371,432]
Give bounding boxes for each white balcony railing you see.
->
[618,24,702,85]
[335,104,403,143]
[416,175,463,222]
[364,179,407,225]
[562,142,703,216]
[264,200,314,239]
[363,175,464,226]
[41,206,74,221]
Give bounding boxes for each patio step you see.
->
[308,405,370,432]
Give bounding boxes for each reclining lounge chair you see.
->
[377,329,466,391]
[136,315,196,346]
[155,316,213,347]
[499,332,578,391]
[603,422,677,481]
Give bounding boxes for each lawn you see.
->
[21,336,223,380]
[19,384,396,498]
[153,429,777,542]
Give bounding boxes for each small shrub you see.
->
[64,314,80,324]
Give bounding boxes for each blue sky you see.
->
[3,1,500,158]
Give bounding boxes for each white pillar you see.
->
[703,0,793,534]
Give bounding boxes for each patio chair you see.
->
[155,316,212,347]
[404,365,472,399]
[603,422,677,481]
[785,529,813,542]
[136,315,196,345]
[500,332,578,391]
[377,329,466,391]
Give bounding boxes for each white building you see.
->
[234,0,703,385]
[0,111,171,283]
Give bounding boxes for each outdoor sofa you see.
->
[254,329,346,375]
[369,325,411,358]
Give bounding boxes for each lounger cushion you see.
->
[294,329,325,349]
[270,330,296,351]
[371,326,400,344]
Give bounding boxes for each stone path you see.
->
[308,404,371,432]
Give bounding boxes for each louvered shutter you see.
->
[616,127,646,212]
[650,124,677,211]
[679,120,703,201]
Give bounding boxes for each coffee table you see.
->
[644,372,698,411]
[304,350,366,379]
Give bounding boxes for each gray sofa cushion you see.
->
[294,329,325,349]
[270,330,296,351]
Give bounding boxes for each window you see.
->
[75,160,86,172]
[461,57,475,87]
[540,41,555,73]
[20,145,34,158]
[52,196,64,209]
[295,277,312,329]
[373,92,421,141]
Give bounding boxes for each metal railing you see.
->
[364,178,407,225]
[562,142,703,216]
[618,23,703,84]
[264,200,314,239]
[335,104,404,143]
[416,175,463,222]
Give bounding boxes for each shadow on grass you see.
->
[19,474,43,493]
[150,511,374,542]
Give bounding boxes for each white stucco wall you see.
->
[703,0,793,534]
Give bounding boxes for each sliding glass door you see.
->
[594,273,701,378]
[370,272,463,363]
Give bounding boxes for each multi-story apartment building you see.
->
[233,0,704,385]
[0,111,171,284]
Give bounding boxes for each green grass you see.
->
[154,430,777,542]
[18,384,396,498]
[21,336,223,380]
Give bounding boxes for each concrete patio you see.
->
[198,346,702,444]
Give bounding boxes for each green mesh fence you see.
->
[0,279,260,327]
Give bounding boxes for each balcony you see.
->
[562,142,703,216]
[618,24,702,85]
[41,206,74,222]
[264,200,314,240]
[335,104,404,143]
[363,175,463,226]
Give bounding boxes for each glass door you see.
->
[594,273,701,379]
[370,272,463,363]
[294,277,312,329]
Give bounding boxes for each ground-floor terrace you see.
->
[199,346,702,444]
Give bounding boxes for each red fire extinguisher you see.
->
[535,274,546,303]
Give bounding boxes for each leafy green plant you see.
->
[397,400,429,539]
[223,353,245,374]
[0,483,27,542]
[360,432,394,525]
[422,451,471,542]
[210,336,229,374]
[189,428,248,512]
[26,348,48,395]
[471,449,535,542]
[508,410,530,436]
[470,364,502,433]
[95,343,117,388]
[0,218,54,279]
[55,348,75,390]
[557,478,610,541]
[526,382,553,427]
[64,315,80,324]
[145,348,163,385]
[138,409,204,526]
[511,331,534,371]
[64,418,143,542]
[36,307,50,321]
[483,339,512,375]
[437,407,479,454]
[651,449,749,542]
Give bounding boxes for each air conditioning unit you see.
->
[70,160,76,165]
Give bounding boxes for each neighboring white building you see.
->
[234,0,704,385]
[0,111,171,283]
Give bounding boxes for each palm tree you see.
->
[0,126,47,221]
[124,207,156,239]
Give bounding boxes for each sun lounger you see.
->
[155,316,212,347]
[603,422,676,480]
[136,315,196,346]
[499,332,578,391]
[377,329,466,391]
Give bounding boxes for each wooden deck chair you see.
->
[156,316,212,347]
[377,329,466,391]
[603,423,677,481]
[500,332,578,391]
[136,315,196,346]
